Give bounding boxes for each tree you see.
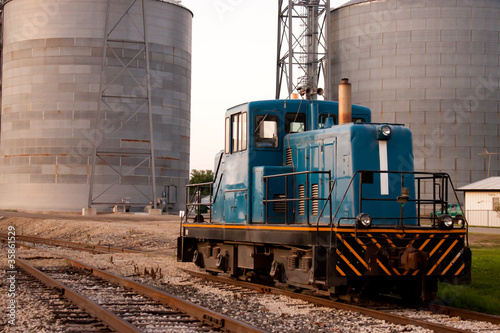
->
[189,169,214,195]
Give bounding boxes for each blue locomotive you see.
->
[178,86,471,300]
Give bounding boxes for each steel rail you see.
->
[62,257,265,333]
[183,269,472,333]
[420,302,500,325]
[377,294,500,326]
[16,257,141,333]
[0,233,146,254]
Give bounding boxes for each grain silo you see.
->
[330,0,500,193]
[0,0,192,212]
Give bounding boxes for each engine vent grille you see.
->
[273,194,286,213]
[286,148,292,166]
[312,184,319,216]
[298,185,305,216]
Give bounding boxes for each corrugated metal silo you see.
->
[0,0,192,211]
[330,0,500,192]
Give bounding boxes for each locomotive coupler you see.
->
[370,246,428,272]
[400,247,428,271]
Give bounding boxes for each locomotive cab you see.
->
[179,98,471,301]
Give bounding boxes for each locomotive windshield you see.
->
[285,113,306,133]
[255,114,279,148]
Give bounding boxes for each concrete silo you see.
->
[0,0,192,212]
[330,0,500,191]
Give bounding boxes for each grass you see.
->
[437,237,500,315]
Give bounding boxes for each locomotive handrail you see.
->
[316,179,336,228]
[263,170,331,225]
[316,179,336,249]
[213,152,223,185]
[212,172,224,205]
[329,170,468,228]
[184,181,214,223]
[328,170,469,250]
[182,171,225,225]
[186,181,214,187]
[262,170,330,179]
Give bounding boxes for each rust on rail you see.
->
[16,258,142,333]
[64,257,265,333]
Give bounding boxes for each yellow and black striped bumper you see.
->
[333,229,470,279]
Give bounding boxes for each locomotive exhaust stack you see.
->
[338,78,352,124]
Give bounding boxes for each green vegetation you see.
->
[190,169,214,185]
[189,169,214,195]
[437,238,500,315]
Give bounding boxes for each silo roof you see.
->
[458,177,500,191]
[335,0,371,10]
[157,0,193,17]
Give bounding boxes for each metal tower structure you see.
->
[276,0,330,99]
[88,0,157,210]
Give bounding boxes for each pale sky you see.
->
[181,0,349,172]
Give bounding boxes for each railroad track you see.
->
[14,256,264,333]
[0,233,146,254]
[5,234,500,332]
[377,294,500,327]
[8,266,112,332]
[183,269,500,333]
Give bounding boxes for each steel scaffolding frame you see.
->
[276,0,330,100]
[88,0,157,209]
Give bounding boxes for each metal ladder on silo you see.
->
[88,0,158,210]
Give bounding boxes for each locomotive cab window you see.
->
[225,117,230,154]
[255,114,279,148]
[285,113,306,133]
[226,112,247,154]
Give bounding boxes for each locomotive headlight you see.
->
[377,125,392,140]
[381,126,391,136]
[356,213,372,228]
[454,215,465,228]
[439,214,454,230]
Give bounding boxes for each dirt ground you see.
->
[468,232,500,248]
[0,210,182,254]
[1,210,499,250]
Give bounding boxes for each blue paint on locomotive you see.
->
[282,122,416,225]
[212,99,417,226]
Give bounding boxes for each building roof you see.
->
[458,177,500,191]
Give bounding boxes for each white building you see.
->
[458,178,500,227]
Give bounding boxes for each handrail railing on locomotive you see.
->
[359,171,465,226]
[185,181,214,223]
[327,170,469,254]
[183,154,224,225]
[328,170,468,227]
[262,170,331,225]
